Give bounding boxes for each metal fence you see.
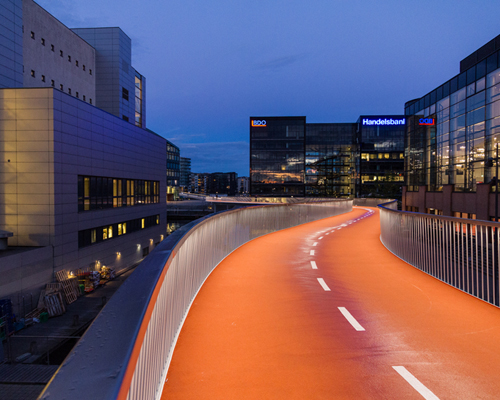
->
[40,200,352,400]
[379,204,500,307]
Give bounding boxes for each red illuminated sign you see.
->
[251,119,266,127]
[419,118,435,125]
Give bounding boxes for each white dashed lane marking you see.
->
[317,278,331,291]
[338,307,365,331]
[392,366,440,400]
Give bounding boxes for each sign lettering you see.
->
[419,118,435,125]
[362,118,406,126]
[251,120,266,127]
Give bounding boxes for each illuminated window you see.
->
[141,218,145,229]
[108,226,113,239]
[103,228,108,240]
[91,229,96,243]
[84,177,90,210]
[384,153,390,159]
[122,223,127,234]
[400,153,404,159]
[156,215,159,225]
[118,223,123,235]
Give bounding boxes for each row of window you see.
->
[29,31,92,75]
[78,214,160,248]
[406,50,500,116]
[29,70,92,103]
[78,175,160,212]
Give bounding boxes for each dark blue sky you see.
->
[37,0,500,176]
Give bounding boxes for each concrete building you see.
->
[237,176,249,194]
[404,34,500,221]
[22,0,96,103]
[0,1,168,315]
[0,0,24,88]
[71,27,146,128]
[166,139,180,200]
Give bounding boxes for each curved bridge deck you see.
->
[162,207,500,399]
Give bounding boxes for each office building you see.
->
[0,0,168,314]
[180,157,191,192]
[166,139,180,200]
[208,172,238,196]
[237,176,249,194]
[250,116,405,198]
[404,34,500,221]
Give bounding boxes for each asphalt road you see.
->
[162,207,500,399]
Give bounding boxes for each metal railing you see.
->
[379,204,500,307]
[40,200,352,400]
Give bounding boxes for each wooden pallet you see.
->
[45,293,65,317]
[55,269,69,282]
[25,308,45,319]
[60,279,77,304]
[69,277,81,297]
[37,290,46,309]
[45,283,61,295]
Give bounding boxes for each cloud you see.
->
[255,54,307,71]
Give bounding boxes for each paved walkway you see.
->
[162,207,500,399]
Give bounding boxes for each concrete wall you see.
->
[0,0,23,88]
[72,27,137,125]
[0,88,55,246]
[0,246,53,316]
[51,87,166,273]
[403,183,497,221]
[0,87,166,275]
[22,0,96,103]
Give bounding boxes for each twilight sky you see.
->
[36,0,500,176]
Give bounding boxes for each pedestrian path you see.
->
[162,207,500,399]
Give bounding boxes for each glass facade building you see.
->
[305,123,356,197]
[250,116,405,199]
[250,117,306,196]
[358,116,406,198]
[404,34,500,220]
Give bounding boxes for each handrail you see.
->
[40,200,352,400]
[378,204,500,308]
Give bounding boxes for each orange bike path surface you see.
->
[162,207,500,399]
